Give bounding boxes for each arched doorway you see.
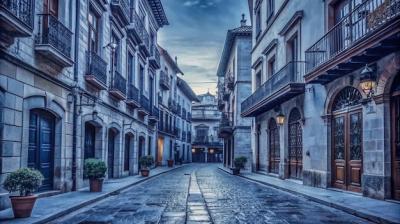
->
[391,74,400,200]
[124,133,134,172]
[28,109,56,191]
[288,108,303,179]
[138,136,145,170]
[108,128,118,178]
[331,86,363,192]
[268,118,279,174]
[84,122,96,160]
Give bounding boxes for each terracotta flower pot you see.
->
[167,160,174,167]
[89,178,104,192]
[10,195,37,218]
[141,169,150,177]
[231,168,240,175]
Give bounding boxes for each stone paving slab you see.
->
[0,165,186,224]
[219,166,400,224]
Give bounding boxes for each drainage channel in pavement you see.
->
[185,172,213,224]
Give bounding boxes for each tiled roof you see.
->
[177,77,200,102]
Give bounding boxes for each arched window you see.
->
[268,118,279,174]
[332,86,362,111]
[288,108,302,179]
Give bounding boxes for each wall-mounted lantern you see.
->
[359,64,376,98]
[276,112,285,126]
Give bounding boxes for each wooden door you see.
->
[108,130,115,178]
[269,119,280,174]
[391,89,400,200]
[332,110,362,192]
[288,109,303,179]
[84,123,95,160]
[124,134,131,171]
[28,110,55,191]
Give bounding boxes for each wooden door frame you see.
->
[391,90,400,200]
[331,106,363,192]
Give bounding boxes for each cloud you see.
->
[159,0,249,94]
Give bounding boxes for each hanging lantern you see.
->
[276,112,285,125]
[359,64,376,96]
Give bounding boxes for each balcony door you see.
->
[331,87,363,192]
[268,119,280,174]
[44,0,58,17]
[391,74,400,200]
[288,108,303,179]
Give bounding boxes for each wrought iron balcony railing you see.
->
[151,106,160,117]
[110,0,130,25]
[127,84,139,103]
[140,95,150,112]
[160,71,170,90]
[226,75,234,90]
[0,0,34,29]
[109,70,127,99]
[149,44,161,68]
[36,14,72,59]
[182,131,187,141]
[305,0,400,74]
[241,61,305,115]
[85,51,107,89]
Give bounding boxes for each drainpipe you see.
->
[72,0,81,191]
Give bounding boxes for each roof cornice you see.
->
[148,0,169,27]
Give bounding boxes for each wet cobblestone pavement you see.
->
[52,164,371,224]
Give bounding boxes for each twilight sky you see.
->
[158,0,249,95]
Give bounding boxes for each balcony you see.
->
[138,95,150,116]
[217,99,225,111]
[127,9,145,44]
[85,51,107,90]
[192,137,223,147]
[223,88,230,101]
[0,0,34,46]
[187,112,192,122]
[177,104,182,116]
[149,106,159,123]
[35,14,73,67]
[241,61,305,117]
[305,0,400,84]
[182,108,187,120]
[226,75,235,90]
[110,0,130,26]
[218,112,233,138]
[109,71,127,100]
[139,29,150,57]
[126,84,140,108]
[149,45,161,69]
[159,71,170,90]
[182,131,186,142]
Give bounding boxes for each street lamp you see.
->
[276,112,285,125]
[359,64,376,98]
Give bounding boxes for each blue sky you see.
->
[158,0,249,95]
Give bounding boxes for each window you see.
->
[266,0,274,24]
[111,33,121,72]
[255,71,262,88]
[288,34,299,62]
[88,8,99,53]
[127,52,135,85]
[139,64,144,94]
[255,9,261,39]
[268,57,275,78]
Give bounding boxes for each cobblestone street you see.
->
[50,164,371,224]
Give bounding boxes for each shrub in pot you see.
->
[232,156,248,175]
[3,168,43,218]
[140,155,154,177]
[84,159,107,192]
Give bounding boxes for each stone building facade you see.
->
[157,48,198,165]
[0,0,171,209]
[191,93,223,163]
[244,0,400,200]
[217,16,252,170]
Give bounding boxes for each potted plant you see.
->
[232,156,248,175]
[3,168,43,218]
[84,159,107,192]
[140,155,154,177]
[167,159,174,167]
